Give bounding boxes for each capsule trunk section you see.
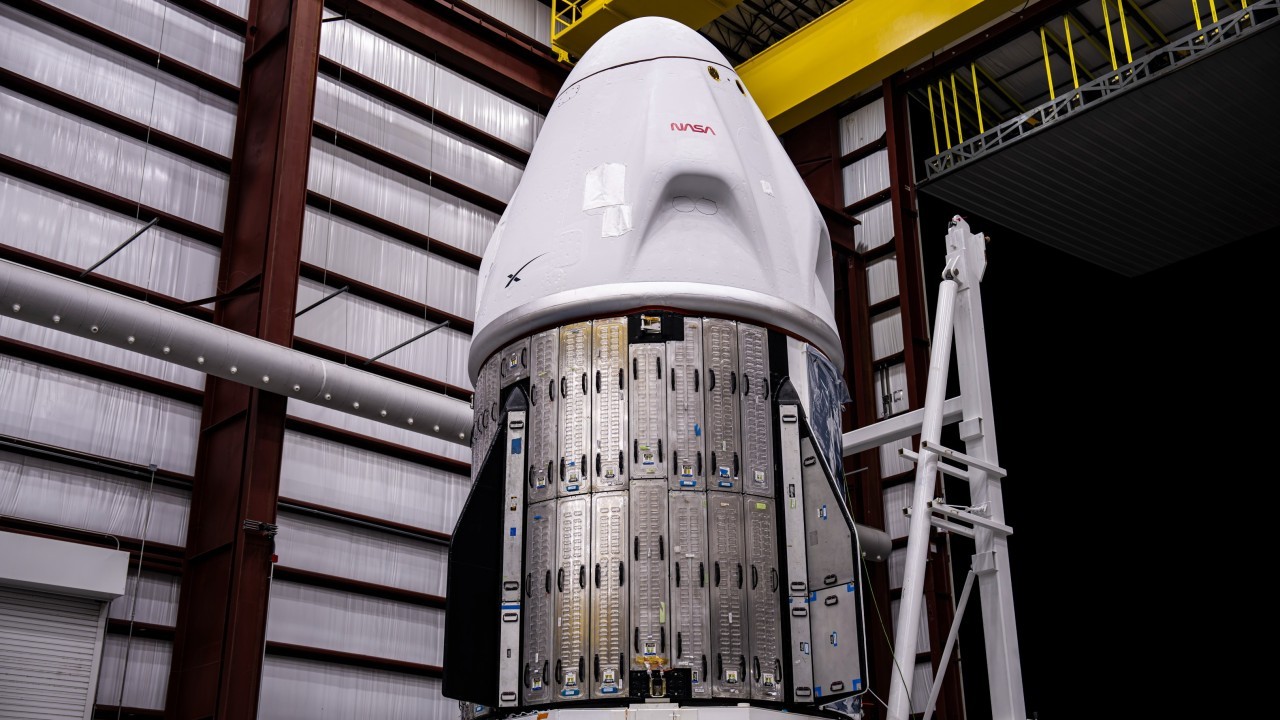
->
[443,314,866,714]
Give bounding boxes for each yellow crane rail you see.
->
[736,0,1024,133]
[552,0,745,61]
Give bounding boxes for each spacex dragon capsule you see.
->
[443,16,877,719]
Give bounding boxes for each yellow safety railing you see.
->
[926,3,1139,151]
[551,0,588,61]
[1039,27,1055,99]
[1190,0,1224,40]
[927,0,1277,173]
[1116,0,1134,63]
[1112,1,1156,50]
[928,69,991,151]
[1066,15,1110,63]
[552,0,587,35]
[977,63,1025,113]
[938,80,952,148]
[1103,0,1120,72]
[950,74,963,142]
[928,85,940,154]
[970,64,984,133]
[922,0,1217,154]
[1064,17,1080,90]
[1098,0,1138,78]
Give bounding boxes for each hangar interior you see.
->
[0,0,1274,718]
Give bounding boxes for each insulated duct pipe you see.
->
[854,523,892,563]
[0,260,473,445]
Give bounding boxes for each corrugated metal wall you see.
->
[1,0,552,714]
[468,0,551,45]
[256,3,548,715]
[0,0,242,710]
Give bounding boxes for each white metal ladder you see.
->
[843,217,1026,720]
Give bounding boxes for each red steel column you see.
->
[883,80,930,404]
[165,1,321,716]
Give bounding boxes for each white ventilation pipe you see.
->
[0,259,473,445]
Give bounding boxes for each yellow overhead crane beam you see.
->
[737,0,1025,133]
[552,1,1024,134]
[551,0,746,61]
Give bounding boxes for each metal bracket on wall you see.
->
[79,217,157,278]
[241,519,278,538]
[365,321,450,365]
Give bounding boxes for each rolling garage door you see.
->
[0,586,108,719]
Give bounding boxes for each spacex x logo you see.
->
[670,122,716,135]
[505,252,547,288]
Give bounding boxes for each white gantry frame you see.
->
[844,218,1025,720]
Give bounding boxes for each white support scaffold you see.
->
[843,217,1026,720]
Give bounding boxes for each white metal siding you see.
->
[870,308,905,360]
[0,586,107,719]
[912,661,936,714]
[882,482,912,540]
[865,254,899,306]
[854,199,894,253]
[841,148,890,207]
[879,437,916,478]
[258,655,453,719]
[839,97,886,154]
[94,635,172,710]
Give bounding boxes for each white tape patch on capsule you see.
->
[583,162,632,237]
[601,205,632,237]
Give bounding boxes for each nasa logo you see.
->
[670,122,716,135]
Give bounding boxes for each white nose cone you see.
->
[470,17,840,379]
